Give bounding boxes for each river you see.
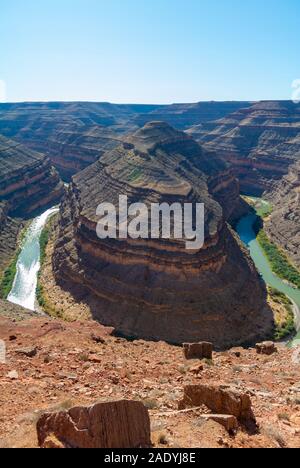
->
[7,207,59,311]
[236,212,300,347]
[6,203,300,347]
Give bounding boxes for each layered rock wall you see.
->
[53,123,273,348]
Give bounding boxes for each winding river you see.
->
[236,212,300,347]
[7,207,59,311]
[6,202,300,347]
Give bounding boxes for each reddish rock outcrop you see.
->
[256,342,277,356]
[183,342,213,360]
[178,384,255,423]
[37,400,151,449]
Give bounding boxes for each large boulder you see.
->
[37,400,151,449]
[183,342,213,360]
[178,384,255,423]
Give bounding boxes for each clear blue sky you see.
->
[0,0,299,103]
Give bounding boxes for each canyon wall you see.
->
[0,135,64,218]
[0,102,251,180]
[266,161,300,268]
[53,122,273,348]
[0,135,64,274]
[0,103,161,179]
[189,101,300,195]
[134,102,252,130]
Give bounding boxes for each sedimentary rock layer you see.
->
[0,102,161,179]
[53,122,273,348]
[0,102,250,179]
[266,161,300,268]
[189,101,300,195]
[0,135,64,218]
[135,102,252,130]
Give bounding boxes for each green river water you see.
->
[7,202,300,348]
[236,212,300,347]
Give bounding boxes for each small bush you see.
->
[278,413,290,422]
[141,398,160,410]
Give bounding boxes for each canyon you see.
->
[0,100,299,448]
[0,101,251,180]
[266,161,300,269]
[189,101,300,195]
[0,135,63,277]
[52,121,273,348]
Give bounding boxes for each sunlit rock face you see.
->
[0,135,64,218]
[0,135,64,275]
[0,101,250,180]
[188,101,300,195]
[53,122,273,349]
[0,102,161,180]
[266,161,300,268]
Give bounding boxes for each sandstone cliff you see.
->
[0,135,64,218]
[53,122,273,348]
[135,102,251,130]
[0,102,250,180]
[0,103,161,179]
[189,101,300,195]
[266,161,300,268]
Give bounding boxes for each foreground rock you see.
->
[37,400,151,449]
[15,346,38,358]
[183,342,213,360]
[0,312,299,448]
[178,384,255,423]
[256,342,277,356]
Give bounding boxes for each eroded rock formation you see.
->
[0,102,160,179]
[53,122,273,348]
[265,161,300,268]
[178,384,255,423]
[0,135,64,275]
[37,400,151,449]
[0,102,251,180]
[134,101,251,130]
[189,101,300,195]
[0,135,64,217]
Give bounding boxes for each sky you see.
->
[0,0,300,103]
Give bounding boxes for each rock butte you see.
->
[53,122,273,348]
